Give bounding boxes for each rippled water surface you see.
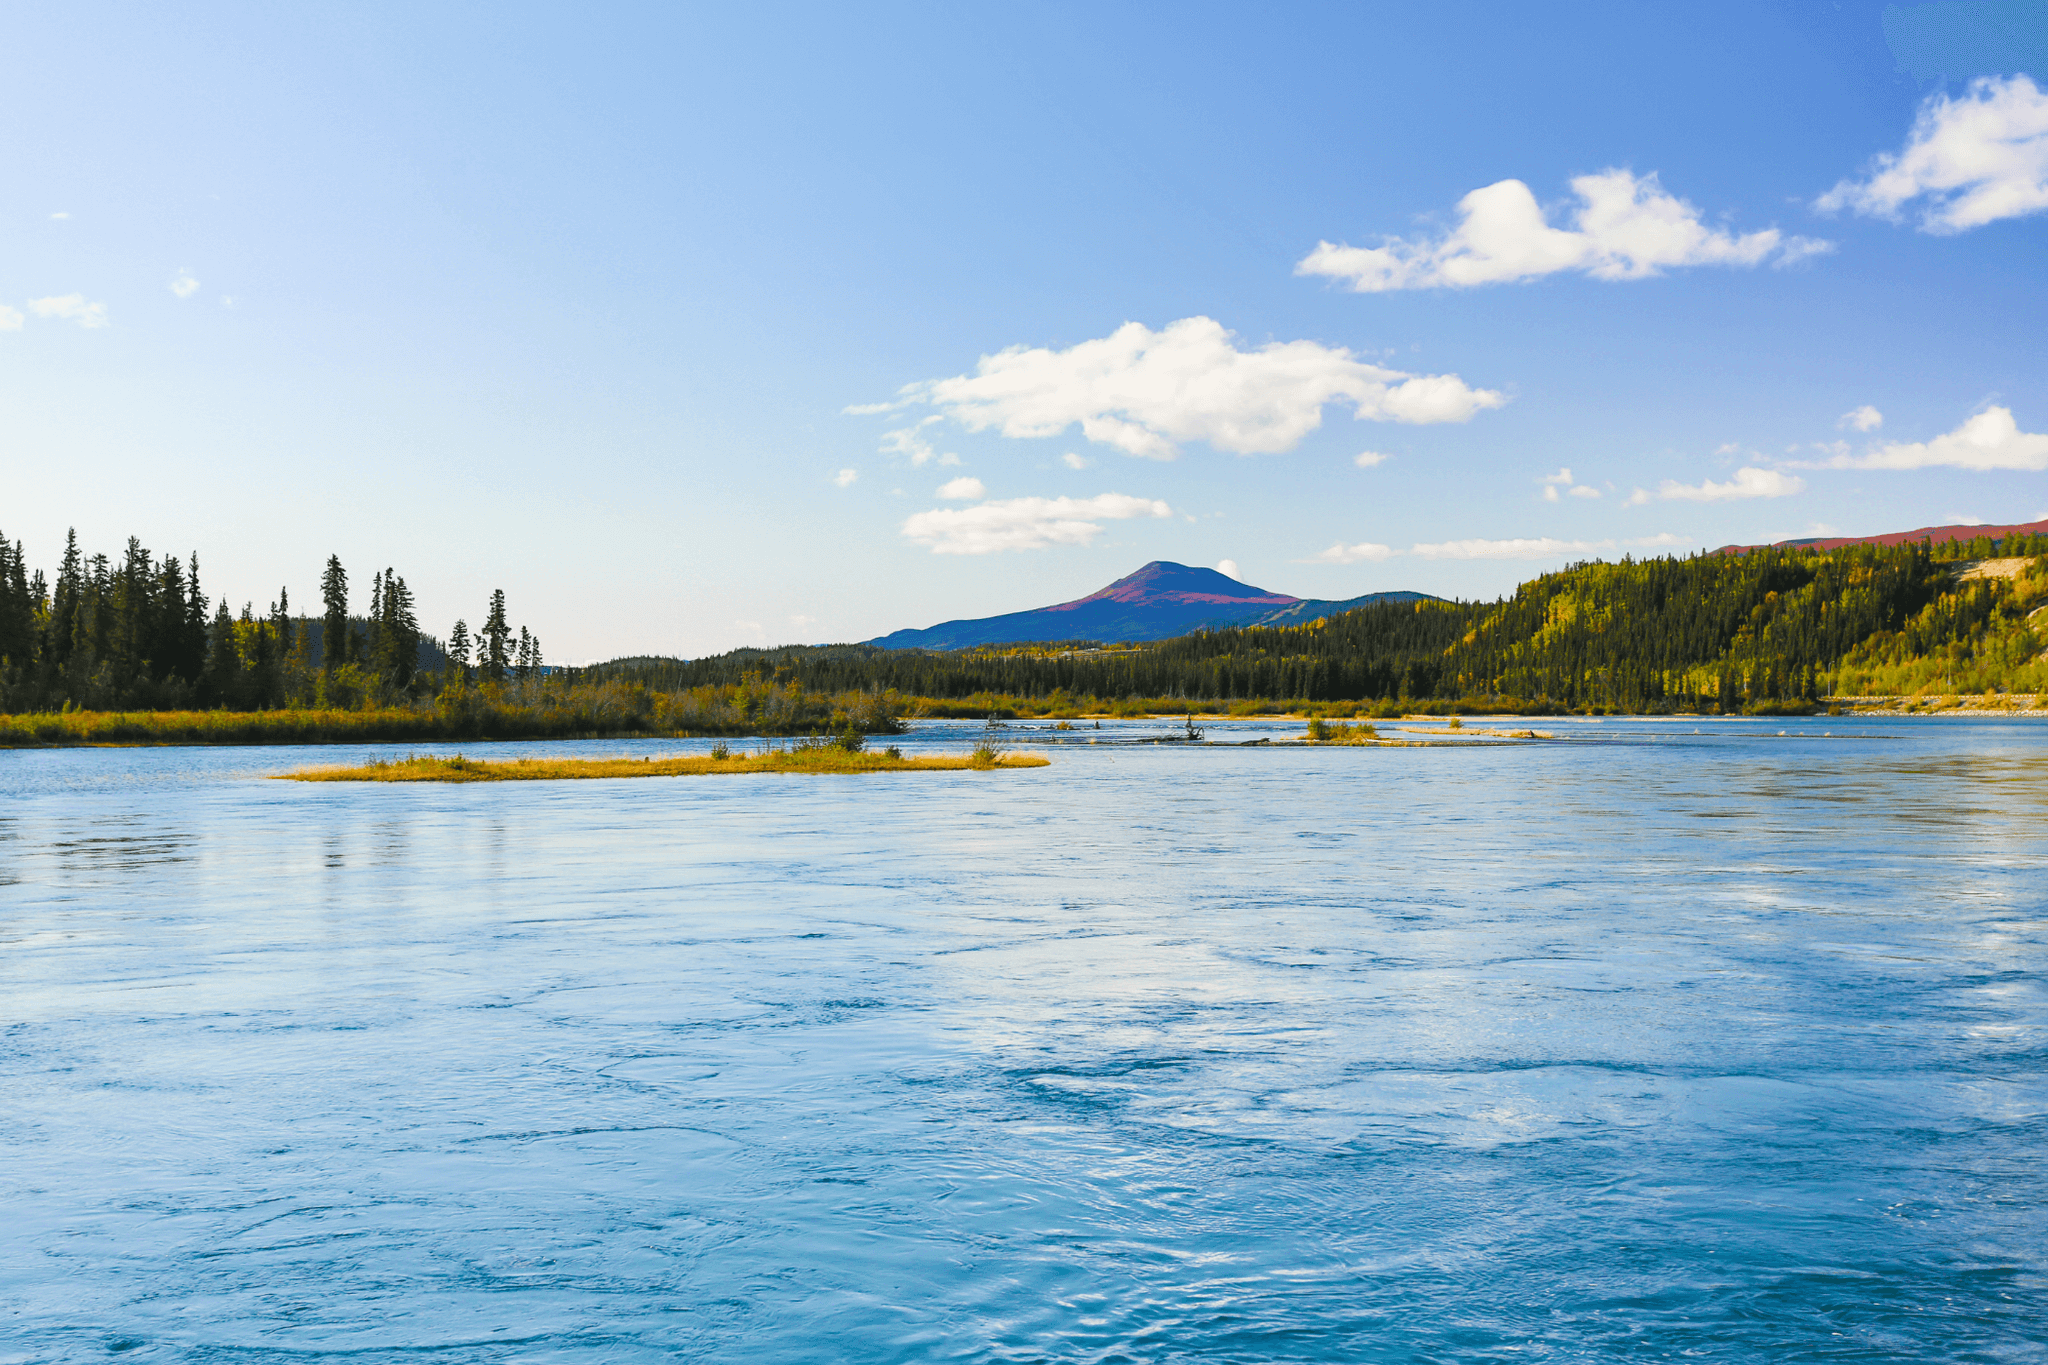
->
[3,718,2045,1362]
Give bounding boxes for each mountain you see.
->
[1715,517,2048,555]
[867,561,1440,649]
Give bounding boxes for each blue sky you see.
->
[5,1,2046,658]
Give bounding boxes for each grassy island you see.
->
[281,746,1050,783]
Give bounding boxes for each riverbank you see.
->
[281,749,1051,782]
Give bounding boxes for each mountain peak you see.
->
[1058,560,1300,610]
[866,560,1432,650]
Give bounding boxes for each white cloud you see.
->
[1298,170,1830,292]
[28,294,107,328]
[1302,541,1395,564]
[901,492,1173,555]
[876,316,1503,463]
[1816,75,2048,232]
[169,271,199,299]
[1216,559,1240,578]
[0,305,21,332]
[1838,405,1883,432]
[1540,466,1601,501]
[1353,450,1391,468]
[879,418,947,467]
[843,401,900,415]
[1647,466,1807,502]
[1827,406,2048,471]
[1060,451,1091,470]
[833,468,858,488]
[48,211,67,220]
[1426,533,1685,559]
[937,476,985,500]
[1411,536,1618,560]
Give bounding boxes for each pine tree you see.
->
[180,555,210,687]
[0,534,34,671]
[481,589,511,683]
[320,555,350,672]
[447,619,472,675]
[41,529,82,693]
[374,571,419,689]
[201,601,242,707]
[365,570,385,676]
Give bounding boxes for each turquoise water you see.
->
[2,718,2044,1362]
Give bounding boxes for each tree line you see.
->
[603,536,2048,711]
[0,530,545,712]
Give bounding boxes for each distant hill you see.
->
[1716,517,2048,555]
[867,561,1441,649]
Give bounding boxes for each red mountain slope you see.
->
[1715,517,2048,555]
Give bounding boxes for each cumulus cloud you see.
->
[865,316,1504,463]
[937,476,985,500]
[169,271,199,299]
[1412,536,1617,560]
[1411,533,1686,560]
[1540,467,1601,501]
[1302,541,1396,564]
[901,492,1173,555]
[0,305,21,332]
[878,418,960,467]
[1298,170,1830,292]
[1817,75,2048,232]
[1353,450,1391,468]
[1826,406,2048,471]
[1060,452,1091,470]
[1216,559,1241,578]
[1838,405,1883,432]
[1635,466,1807,503]
[28,294,107,328]
[833,468,858,488]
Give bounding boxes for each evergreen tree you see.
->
[201,601,242,707]
[179,555,210,687]
[481,589,511,683]
[447,619,472,675]
[320,555,351,672]
[0,533,34,670]
[373,570,420,689]
[365,570,385,675]
[41,529,82,693]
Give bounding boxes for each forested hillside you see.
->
[604,534,2048,712]
[6,525,2045,723]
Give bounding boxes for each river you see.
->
[3,717,2043,1361]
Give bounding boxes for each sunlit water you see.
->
[3,717,2044,1362]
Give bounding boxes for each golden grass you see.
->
[280,749,1052,783]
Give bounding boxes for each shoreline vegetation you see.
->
[3,690,2044,749]
[283,744,1049,782]
[4,531,2048,750]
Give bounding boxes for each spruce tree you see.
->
[447,619,471,676]
[180,555,210,688]
[320,555,350,672]
[375,571,419,689]
[0,534,33,670]
[481,589,511,683]
[201,601,241,708]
